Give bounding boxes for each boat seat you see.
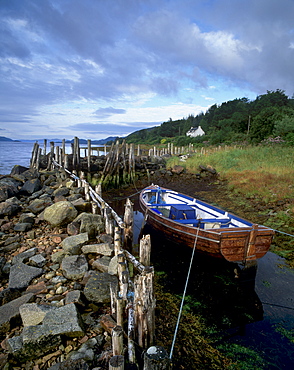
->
[176,218,231,226]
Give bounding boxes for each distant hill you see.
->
[0,136,15,142]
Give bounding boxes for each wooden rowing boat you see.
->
[139,185,275,265]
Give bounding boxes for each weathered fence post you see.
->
[134,269,155,349]
[112,325,124,356]
[139,234,151,267]
[87,139,91,172]
[143,346,171,370]
[124,198,133,251]
[109,355,124,370]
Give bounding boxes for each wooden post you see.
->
[112,325,124,356]
[62,139,65,166]
[56,146,60,164]
[96,183,102,197]
[143,346,171,370]
[117,253,128,300]
[105,207,114,236]
[123,198,133,251]
[139,234,151,267]
[114,227,122,256]
[134,270,155,349]
[47,141,55,170]
[84,183,90,201]
[109,355,124,370]
[64,153,69,169]
[116,296,124,327]
[44,139,47,156]
[87,139,91,172]
[127,302,136,365]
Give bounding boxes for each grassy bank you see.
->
[167,145,294,265]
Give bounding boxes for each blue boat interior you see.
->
[144,187,251,229]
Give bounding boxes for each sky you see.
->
[1,0,294,141]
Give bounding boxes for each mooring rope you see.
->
[169,227,200,360]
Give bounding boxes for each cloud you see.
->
[93,107,127,118]
[0,0,294,140]
[66,122,160,136]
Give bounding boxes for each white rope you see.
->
[169,227,200,360]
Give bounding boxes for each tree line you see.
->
[120,89,294,147]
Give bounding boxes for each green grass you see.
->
[167,145,294,203]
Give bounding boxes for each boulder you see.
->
[61,232,89,255]
[44,201,78,227]
[27,197,53,214]
[81,243,114,256]
[8,262,43,289]
[0,293,34,335]
[0,177,21,201]
[0,200,20,217]
[84,272,118,304]
[20,178,42,195]
[92,256,111,273]
[62,255,88,280]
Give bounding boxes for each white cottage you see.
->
[186,126,205,137]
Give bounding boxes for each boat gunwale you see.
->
[140,185,274,235]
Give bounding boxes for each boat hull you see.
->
[139,185,275,264]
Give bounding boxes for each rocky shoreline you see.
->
[0,165,136,369]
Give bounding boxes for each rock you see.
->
[62,255,88,280]
[0,177,21,201]
[81,243,114,256]
[67,221,80,235]
[12,247,38,265]
[71,199,92,213]
[172,165,185,174]
[20,178,42,195]
[7,328,62,362]
[61,232,89,255]
[84,272,118,304]
[44,201,78,227]
[65,290,85,306]
[13,222,33,232]
[92,256,111,273]
[51,250,69,264]
[8,262,43,289]
[10,164,29,175]
[0,200,20,217]
[53,187,70,198]
[74,213,104,239]
[19,212,35,224]
[0,293,34,335]
[27,197,53,214]
[108,255,118,275]
[28,254,47,268]
[0,287,21,305]
[67,337,97,362]
[42,303,85,337]
[19,303,53,326]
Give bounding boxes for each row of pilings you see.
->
[29,137,196,189]
[55,158,172,369]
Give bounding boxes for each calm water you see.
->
[0,141,35,175]
[0,141,100,175]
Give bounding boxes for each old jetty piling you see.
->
[29,137,196,189]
